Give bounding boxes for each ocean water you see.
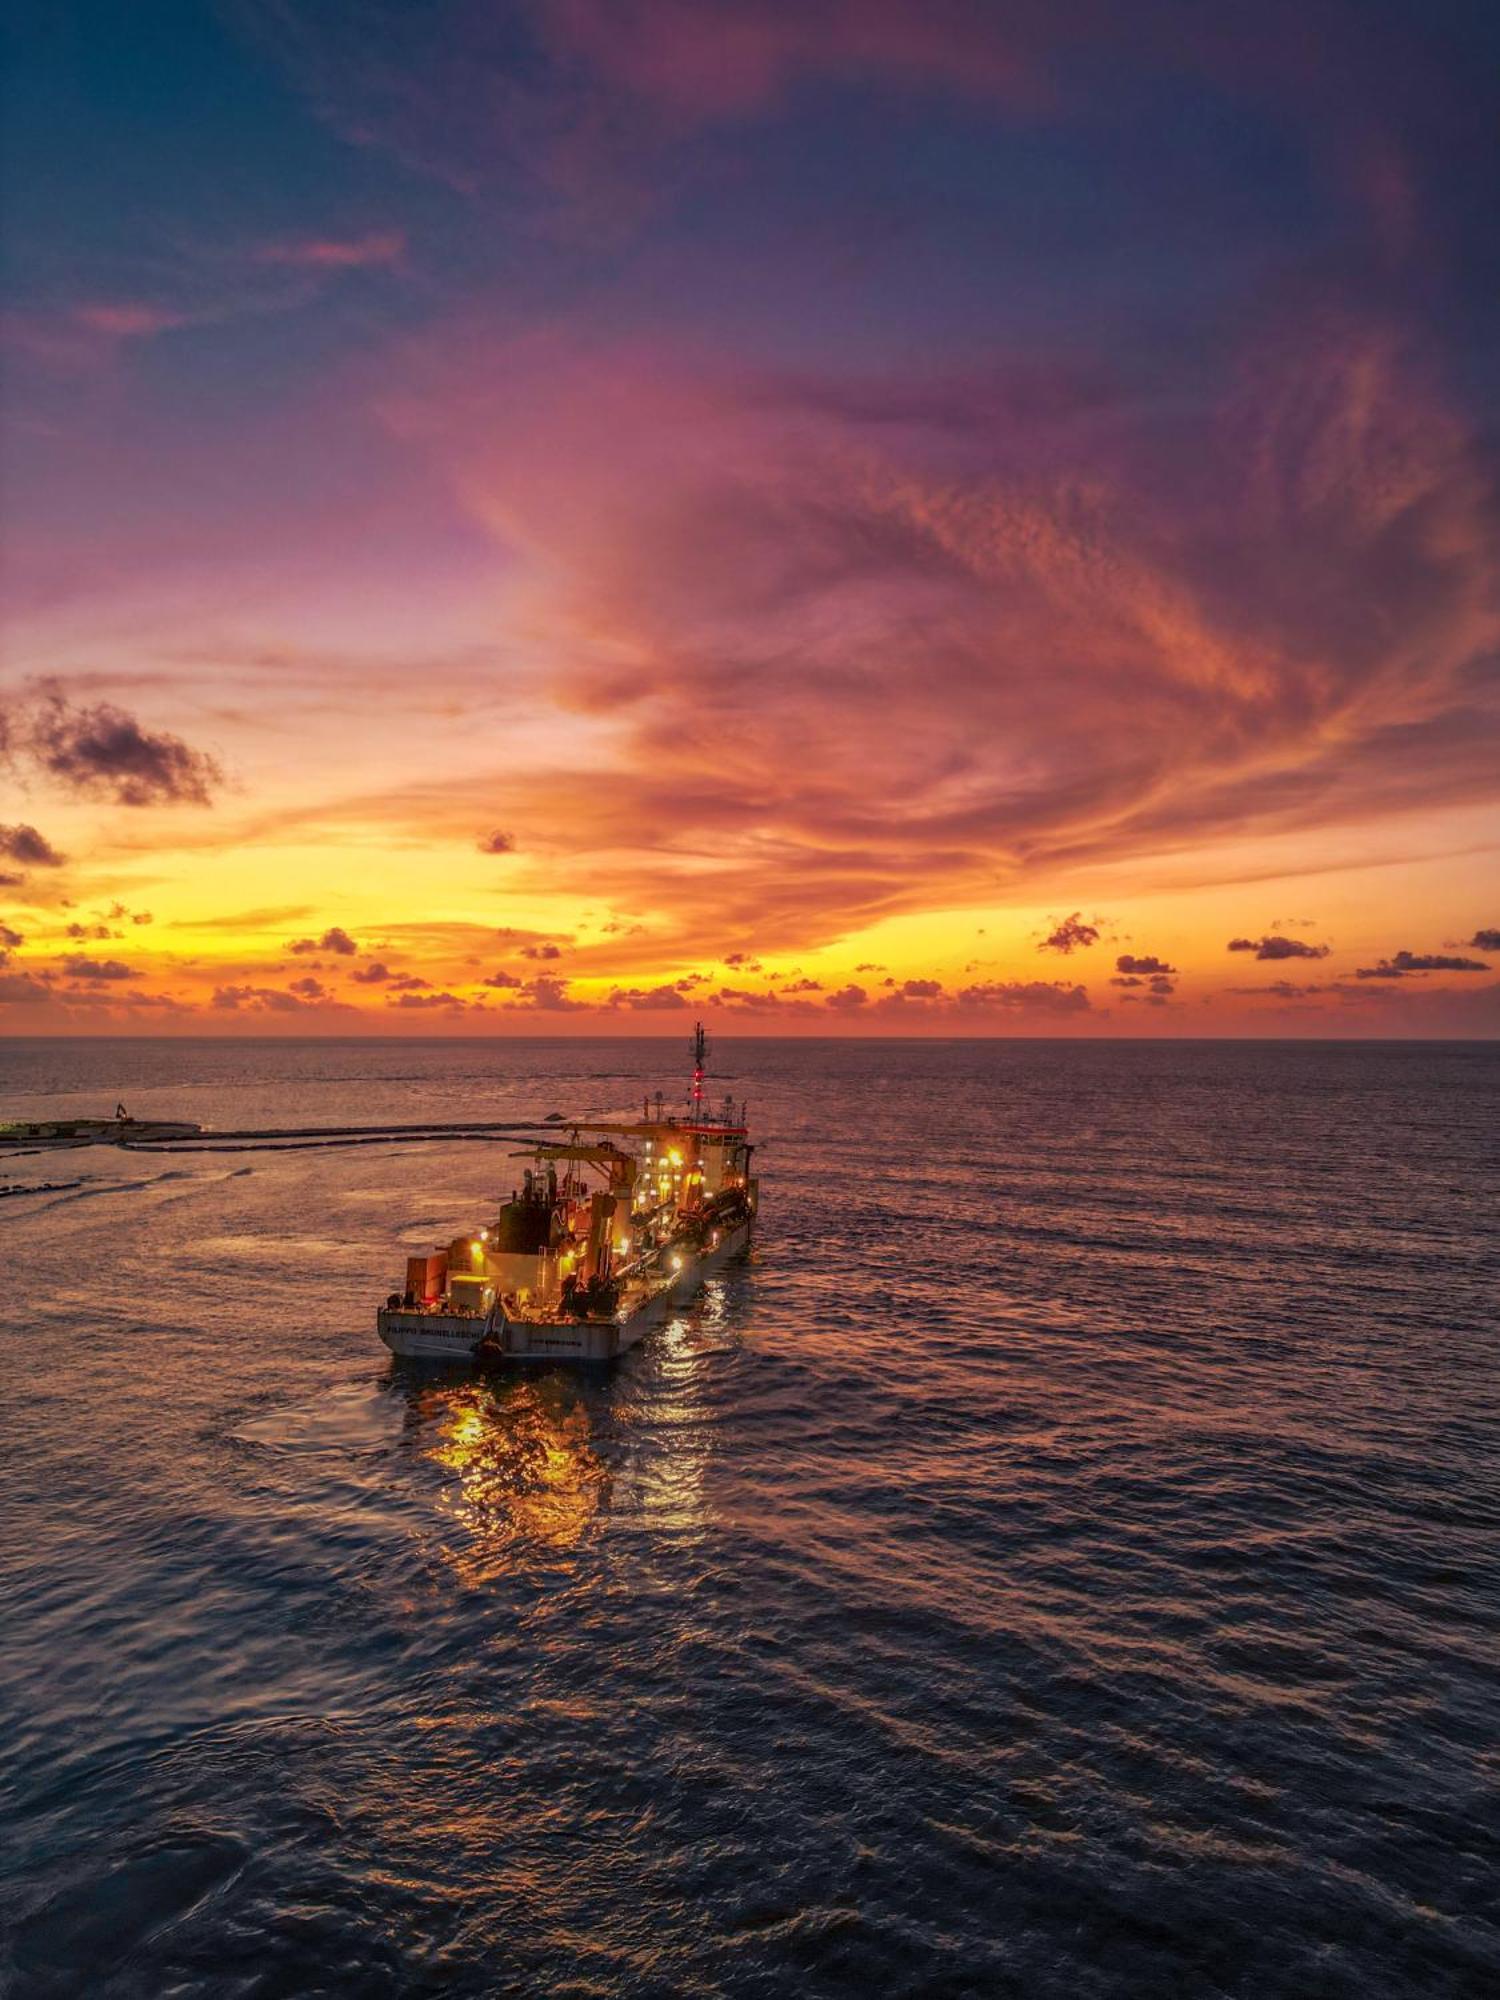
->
[1,1036,1497,1999]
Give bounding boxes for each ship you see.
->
[376,1025,757,1363]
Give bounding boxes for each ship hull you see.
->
[376,1216,752,1364]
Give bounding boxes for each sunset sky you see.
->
[2,0,1497,1035]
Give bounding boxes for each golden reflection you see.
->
[403,1374,611,1584]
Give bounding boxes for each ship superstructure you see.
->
[376,1026,757,1362]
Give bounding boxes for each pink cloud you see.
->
[254,230,407,270]
[72,302,192,338]
[373,304,1499,960]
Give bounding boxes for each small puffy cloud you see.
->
[1466,929,1500,952]
[1228,981,1330,1000]
[0,824,66,867]
[781,977,823,993]
[1115,966,1176,1001]
[482,968,522,988]
[212,984,313,1011]
[1227,936,1330,961]
[854,962,885,973]
[478,830,516,854]
[955,979,1091,1014]
[0,923,23,949]
[0,971,55,1004]
[607,983,689,1010]
[724,951,762,970]
[288,926,359,956]
[510,974,583,1010]
[350,960,393,983]
[66,921,114,941]
[715,985,819,1014]
[25,690,221,806]
[521,941,562,960]
[61,955,138,982]
[1356,950,1490,979]
[1040,913,1101,955]
[289,976,328,998]
[895,977,943,998]
[387,990,469,1009]
[825,983,868,1011]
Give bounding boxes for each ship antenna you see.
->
[691,1021,708,1119]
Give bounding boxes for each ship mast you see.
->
[691,1020,707,1119]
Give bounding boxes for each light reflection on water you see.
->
[411,1375,612,1580]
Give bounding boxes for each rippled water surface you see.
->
[2,1037,1498,1998]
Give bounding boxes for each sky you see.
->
[2,0,1498,1036]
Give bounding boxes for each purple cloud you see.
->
[1040,914,1101,955]
[1228,936,1331,961]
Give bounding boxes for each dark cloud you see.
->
[288,926,359,955]
[61,956,139,982]
[1355,950,1490,979]
[1468,929,1500,952]
[1228,980,1330,999]
[25,690,221,807]
[211,981,353,1011]
[1227,936,1331,961]
[1040,914,1101,955]
[507,974,583,1010]
[607,984,688,1010]
[825,983,868,1010]
[1116,953,1176,975]
[482,968,522,988]
[0,824,66,867]
[0,924,23,949]
[66,922,114,941]
[717,985,783,1010]
[212,984,314,1011]
[478,830,515,853]
[386,990,469,1009]
[350,960,393,983]
[0,972,55,1004]
[521,942,562,960]
[954,980,1091,1014]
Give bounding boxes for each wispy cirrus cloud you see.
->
[366,303,1499,958]
[254,230,406,270]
